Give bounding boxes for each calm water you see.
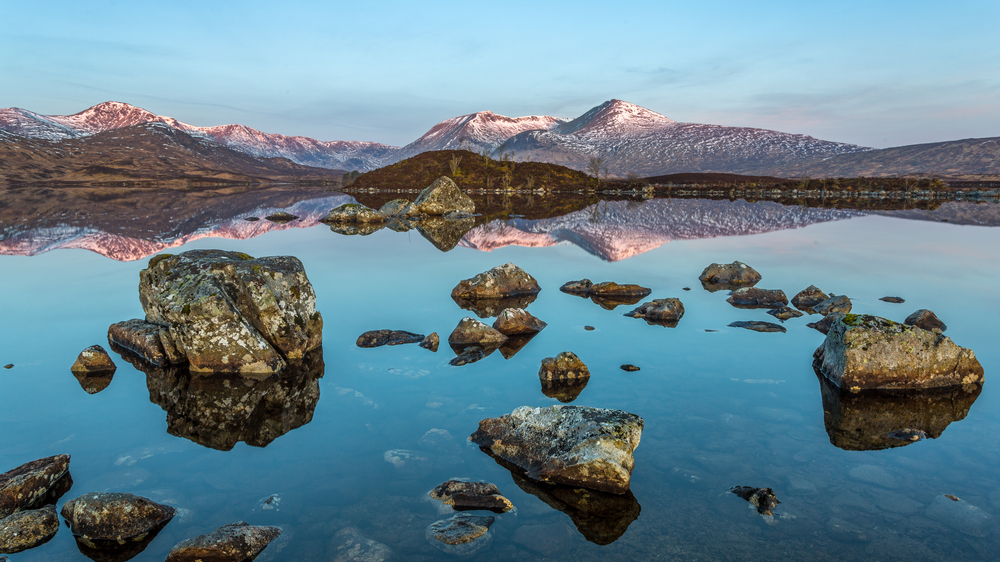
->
[1,191,999,561]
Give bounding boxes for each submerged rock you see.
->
[887,428,927,442]
[0,505,59,554]
[624,298,684,326]
[320,203,387,224]
[70,345,116,373]
[730,486,781,516]
[426,514,494,555]
[452,263,541,300]
[448,317,508,346]
[767,307,803,321]
[698,261,762,291]
[453,293,538,319]
[419,332,440,352]
[815,314,984,390]
[727,287,788,309]
[0,455,71,520]
[379,198,411,217]
[404,176,476,216]
[415,216,475,252]
[470,405,643,494]
[264,211,298,223]
[538,352,590,382]
[813,294,852,316]
[493,308,546,335]
[806,311,845,335]
[904,309,947,332]
[728,321,786,333]
[429,481,513,514]
[329,527,392,562]
[925,495,994,537]
[791,285,830,311]
[880,296,905,303]
[165,521,281,562]
[356,330,425,348]
[61,492,175,550]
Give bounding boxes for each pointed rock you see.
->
[493,308,547,335]
[405,176,475,216]
[70,345,116,373]
[448,318,508,346]
[904,309,946,332]
[379,198,411,217]
[419,332,440,352]
[791,285,830,311]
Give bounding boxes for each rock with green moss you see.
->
[0,505,59,554]
[321,203,387,224]
[116,250,322,375]
[815,314,984,390]
[470,405,643,494]
[451,263,541,300]
[404,176,475,216]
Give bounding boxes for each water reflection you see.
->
[72,371,115,394]
[415,216,475,252]
[815,370,982,451]
[452,293,539,319]
[540,378,589,403]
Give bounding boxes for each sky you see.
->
[2,0,998,148]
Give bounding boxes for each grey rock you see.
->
[0,455,70,519]
[329,222,384,236]
[451,263,541,300]
[904,309,947,332]
[405,176,475,216]
[61,492,176,548]
[698,261,762,291]
[165,521,281,562]
[814,294,852,316]
[449,346,491,367]
[538,352,590,382]
[727,287,788,309]
[925,494,994,536]
[330,526,392,562]
[730,486,780,516]
[0,505,58,554]
[426,514,494,555]
[107,318,179,367]
[379,198,411,217]
[791,285,830,311]
[415,215,475,252]
[559,279,593,294]
[448,317,507,346]
[806,311,845,334]
[356,330,425,348]
[419,332,440,352]
[429,481,513,514]
[728,321,786,333]
[70,345,116,373]
[320,203,387,224]
[493,308,547,335]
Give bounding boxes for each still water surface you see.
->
[1,192,998,561]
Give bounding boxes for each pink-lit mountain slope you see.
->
[394,111,564,159]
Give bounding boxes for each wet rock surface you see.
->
[806,311,845,334]
[620,364,640,372]
[426,514,494,555]
[429,481,513,514]
[813,294,852,316]
[107,319,178,367]
[356,329,425,348]
[0,505,58,553]
[448,317,508,346]
[767,306,803,321]
[451,263,541,300]
[791,285,830,311]
[730,486,780,516]
[698,261,762,291]
[561,280,651,298]
[538,352,590,382]
[320,203,387,224]
[880,296,905,303]
[419,332,439,352]
[165,521,281,562]
[70,345,117,373]
[329,527,391,562]
[471,405,643,494]
[0,455,70,519]
[726,287,788,309]
[728,321,787,333]
[624,298,684,326]
[404,176,475,216]
[815,314,984,390]
[61,492,175,549]
[925,494,994,537]
[329,223,384,236]
[493,308,546,335]
[905,309,947,332]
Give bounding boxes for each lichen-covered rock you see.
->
[61,492,175,549]
[728,321,787,333]
[419,332,440,352]
[320,203,387,224]
[404,176,475,216]
[493,308,547,335]
[815,314,984,390]
[70,345,116,373]
[328,222,385,236]
[429,481,513,514]
[448,318,508,346]
[130,250,323,374]
[538,352,590,382]
[426,514,494,555]
[165,521,281,562]
[905,309,947,332]
[807,311,845,334]
[814,294,852,316]
[415,215,475,252]
[108,319,181,366]
[730,486,780,516]
[791,285,830,311]
[559,279,593,295]
[698,261,761,291]
[767,307,804,321]
[452,263,541,300]
[624,298,684,325]
[356,330,425,348]
[0,505,58,553]
[0,455,70,520]
[470,405,643,494]
[379,199,411,217]
[726,287,788,309]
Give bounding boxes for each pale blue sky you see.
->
[2,0,998,148]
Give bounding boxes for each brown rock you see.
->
[498,333,537,359]
[405,176,475,216]
[419,332,440,352]
[320,203,387,224]
[61,492,175,550]
[451,263,541,300]
[107,319,179,367]
[355,330,425,348]
[0,505,59,554]
[165,521,281,562]
[429,481,513,514]
[624,298,684,326]
[807,311,846,334]
[538,352,590,382]
[540,378,589,403]
[70,345,116,373]
[264,211,298,222]
[415,216,475,252]
[559,279,593,295]
[0,455,70,520]
[880,296,905,304]
[493,308,547,335]
[730,486,780,516]
[767,306,804,321]
[698,261,762,291]
[453,293,539,319]
[448,318,508,346]
[814,294,852,316]
[728,321,786,333]
[726,287,788,309]
[621,364,640,372]
[72,371,115,395]
[426,514,494,555]
[791,285,830,311]
[905,309,947,332]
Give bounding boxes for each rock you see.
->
[814,314,984,390]
[589,294,646,310]
[813,294,852,316]
[726,287,788,309]
[767,307,803,321]
[624,298,684,326]
[378,199,411,217]
[419,332,439,352]
[403,176,475,216]
[449,346,490,366]
[429,481,513,514]
[329,527,392,562]
[355,330,425,348]
[122,250,323,374]
[905,309,947,332]
[452,263,541,300]
[791,285,830,311]
[730,486,780,516]
[264,211,298,222]
[61,492,175,550]
[540,378,589,403]
[72,370,115,394]
[538,352,590,382]
[0,455,71,519]
[698,261,762,291]
[426,514,494,555]
[23,471,73,511]
[382,450,432,479]
[415,216,475,252]
[728,321,786,333]
[385,218,413,233]
[621,364,640,372]
[320,203,387,224]
[165,521,281,562]
[448,317,508,346]
[470,405,643,494]
[70,345,116,373]
[245,217,260,222]
[880,296,905,303]
[0,505,58,553]
[925,494,994,537]
[887,428,927,442]
[453,293,538,319]
[493,308,547,335]
[584,326,595,331]
[806,311,845,334]
[560,280,649,297]
[497,333,537,359]
[559,279,593,294]
[2,364,11,369]
[107,318,179,367]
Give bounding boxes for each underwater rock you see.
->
[925,494,994,537]
[620,364,640,372]
[880,296,905,303]
[429,481,513,514]
[452,293,538,319]
[470,405,643,494]
[538,352,590,382]
[904,309,947,332]
[415,216,475,252]
[320,203,387,224]
[887,428,927,442]
[728,321,787,333]
[726,287,788,309]
[814,314,984,390]
[0,455,70,519]
[451,263,541,300]
[404,176,475,216]
[382,450,432,479]
[0,505,58,554]
[448,317,508,346]
[379,198,411,217]
[791,285,830,311]
[419,332,440,352]
[329,527,392,562]
[165,521,281,562]
[264,212,298,223]
[356,330,425,348]
[698,261,761,291]
[767,307,804,321]
[70,345,116,374]
[730,486,780,516]
[806,311,845,335]
[426,514,494,555]
[61,492,175,552]
[813,294,852,316]
[493,308,547,335]
[624,298,684,325]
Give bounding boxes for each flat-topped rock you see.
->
[767,307,804,321]
[729,321,787,333]
[426,514,494,555]
[727,287,788,309]
[624,298,684,326]
[452,263,541,300]
[70,345,116,373]
[814,294,852,316]
[429,481,513,514]
[165,521,281,562]
[493,308,547,335]
[61,492,175,549]
[356,329,425,348]
[699,261,761,291]
[0,455,70,520]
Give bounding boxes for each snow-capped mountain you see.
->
[394,111,564,159]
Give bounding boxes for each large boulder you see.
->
[320,203,387,224]
[112,250,323,375]
[698,261,761,291]
[0,455,70,520]
[470,405,643,494]
[726,287,788,309]
[405,177,475,216]
[61,492,175,550]
[451,263,541,300]
[814,314,984,390]
[165,521,281,562]
[70,345,116,373]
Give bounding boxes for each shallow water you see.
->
[1,191,999,561]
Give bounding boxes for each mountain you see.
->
[394,111,564,159]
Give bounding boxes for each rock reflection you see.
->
[448,344,500,367]
[72,523,169,562]
[329,223,385,236]
[540,378,589,403]
[452,294,539,319]
[588,294,646,310]
[815,369,982,451]
[72,371,115,394]
[112,343,324,450]
[498,333,537,359]
[415,216,476,252]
